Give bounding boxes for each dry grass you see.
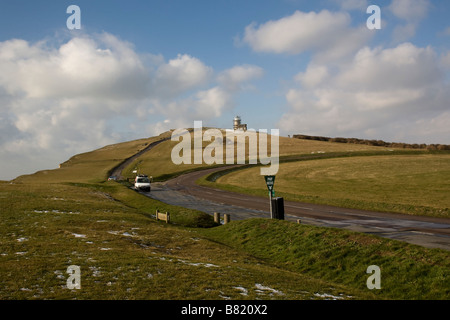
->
[210,154,450,217]
[121,130,401,181]
[3,130,448,300]
[13,135,165,184]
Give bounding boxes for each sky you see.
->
[0,0,449,180]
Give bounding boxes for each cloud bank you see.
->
[279,43,450,143]
[239,7,449,144]
[1,2,448,179]
[242,9,372,62]
[0,33,263,179]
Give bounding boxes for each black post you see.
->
[271,197,285,220]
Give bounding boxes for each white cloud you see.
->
[241,10,371,62]
[441,51,450,69]
[294,64,330,88]
[388,0,430,42]
[217,64,264,91]
[194,87,231,118]
[0,36,150,101]
[146,64,265,136]
[389,0,430,21]
[149,86,232,126]
[0,33,264,180]
[154,54,213,98]
[0,33,152,179]
[279,43,450,144]
[391,23,417,43]
[336,43,442,92]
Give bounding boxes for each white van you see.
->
[134,174,151,192]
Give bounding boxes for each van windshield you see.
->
[137,177,150,183]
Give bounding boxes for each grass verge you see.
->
[200,218,450,300]
[199,153,450,218]
[0,181,376,300]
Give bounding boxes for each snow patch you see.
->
[177,259,219,268]
[314,292,345,300]
[233,286,248,296]
[72,233,86,238]
[33,209,79,214]
[255,283,284,296]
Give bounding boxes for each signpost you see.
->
[264,175,275,219]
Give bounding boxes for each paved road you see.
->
[147,166,450,251]
[110,138,169,180]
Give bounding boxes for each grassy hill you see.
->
[1,130,449,300]
[13,135,163,184]
[120,129,412,181]
[202,154,450,218]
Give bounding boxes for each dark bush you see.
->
[293,134,450,150]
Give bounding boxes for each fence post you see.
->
[224,214,230,224]
[166,212,170,224]
[214,212,220,224]
[156,209,159,221]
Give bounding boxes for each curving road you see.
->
[149,166,450,251]
[110,138,169,180]
[111,140,450,251]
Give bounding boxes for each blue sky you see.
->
[0,0,449,179]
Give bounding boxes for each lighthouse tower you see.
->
[233,116,247,131]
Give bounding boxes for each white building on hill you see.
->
[233,116,247,131]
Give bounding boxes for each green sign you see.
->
[264,175,275,191]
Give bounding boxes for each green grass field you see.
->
[121,131,401,181]
[203,154,450,218]
[202,219,450,300]
[1,131,449,300]
[13,136,162,184]
[1,180,370,300]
